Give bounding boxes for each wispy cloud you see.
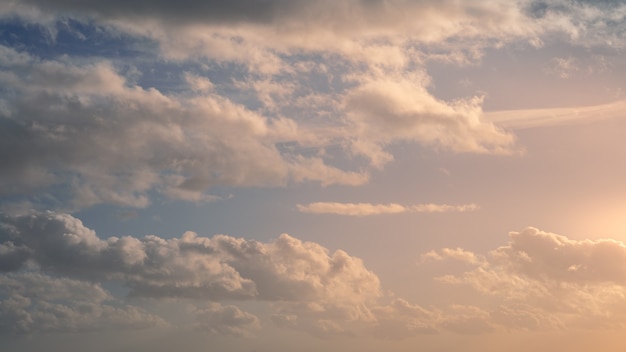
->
[486,100,626,130]
[297,202,479,216]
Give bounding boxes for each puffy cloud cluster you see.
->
[0,272,164,334]
[344,75,516,166]
[6,0,599,209]
[12,0,622,211]
[0,212,381,303]
[0,212,393,336]
[0,211,514,338]
[7,213,626,337]
[0,46,366,208]
[424,227,626,330]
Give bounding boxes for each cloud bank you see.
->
[0,212,388,336]
[4,213,625,337]
[4,0,624,210]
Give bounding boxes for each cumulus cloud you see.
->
[0,272,164,334]
[13,0,623,210]
[0,39,510,210]
[0,212,381,303]
[425,227,626,330]
[0,46,367,208]
[344,74,517,165]
[0,212,393,336]
[297,202,479,216]
[11,0,614,210]
[0,211,518,338]
[11,213,625,337]
[0,211,479,339]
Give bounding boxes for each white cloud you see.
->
[297,202,479,216]
[421,248,486,266]
[412,204,480,213]
[0,46,367,208]
[426,227,626,330]
[486,100,626,130]
[297,202,407,216]
[10,0,626,211]
[0,212,393,337]
[10,214,626,337]
[343,74,517,165]
[9,0,625,210]
[0,211,514,338]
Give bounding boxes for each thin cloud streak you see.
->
[486,100,626,130]
[297,202,479,216]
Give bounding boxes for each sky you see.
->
[1,0,626,351]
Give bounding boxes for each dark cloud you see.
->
[0,46,365,209]
[0,212,381,302]
[0,272,164,334]
[0,212,409,337]
[19,0,304,24]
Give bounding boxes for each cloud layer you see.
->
[4,213,626,337]
[4,0,624,210]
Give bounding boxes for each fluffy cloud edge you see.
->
[422,227,626,331]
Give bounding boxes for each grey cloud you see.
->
[0,47,366,208]
[0,272,164,334]
[2,212,558,338]
[0,212,465,339]
[10,0,625,48]
[344,74,517,165]
[6,0,624,211]
[0,212,258,300]
[17,0,303,24]
[0,242,31,272]
[0,212,381,303]
[194,303,260,337]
